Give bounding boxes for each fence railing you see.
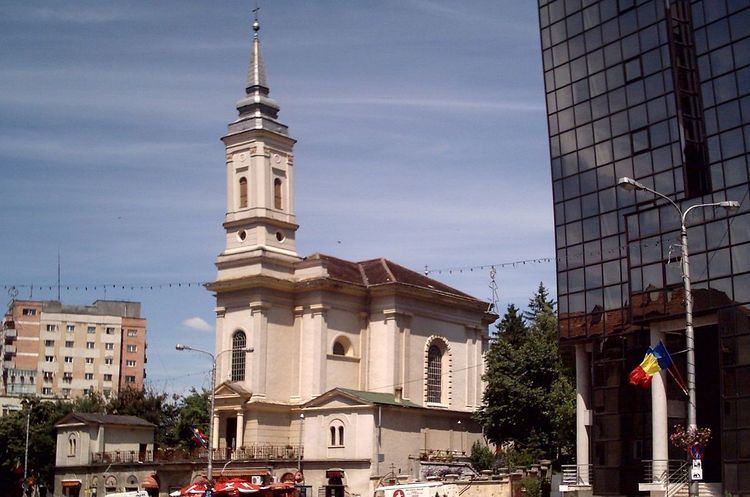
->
[561,464,592,486]
[92,444,304,465]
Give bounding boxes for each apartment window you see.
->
[87,326,96,334]
[103,389,111,397]
[44,340,55,347]
[45,355,54,362]
[84,373,93,380]
[104,357,113,365]
[22,308,36,316]
[43,372,53,381]
[66,324,75,332]
[46,324,57,332]
[126,360,136,367]
[62,388,71,398]
[125,375,136,383]
[105,343,114,350]
[127,344,137,353]
[103,374,112,381]
[65,341,74,348]
[86,342,95,349]
[63,372,73,383]
[64,356,73,363]
[85,357,94,364]
[127,329,138,337]
[105,327,115,335]
[42,387,52,395]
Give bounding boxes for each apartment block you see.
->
[1,299,147,412]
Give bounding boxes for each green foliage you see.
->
[469,440,495,472]
[521,477,542,497]
[171,388,210,449]
[476,283,575,462]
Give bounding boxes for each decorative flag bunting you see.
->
[191,427,208,447]
[629,340,675,388]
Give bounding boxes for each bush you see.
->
[521,477,542,497]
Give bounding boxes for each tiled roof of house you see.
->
[54,412,155,428]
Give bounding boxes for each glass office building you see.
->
[539,0,750,494]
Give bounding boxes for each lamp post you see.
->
[617,177,739,497]
[175,344,254,486]
[20,398,32,494]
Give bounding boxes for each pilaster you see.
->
[249,301,270,398]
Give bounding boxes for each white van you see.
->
[105,491,149,497]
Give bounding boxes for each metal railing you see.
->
[641,459,689,494]
[561,464,592,486]
[93,444,304,465]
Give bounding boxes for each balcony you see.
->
[3,360,14,369]
[4,327,17,338]
[92,450,153,464]
[3,345,16,356]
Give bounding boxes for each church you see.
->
[204,17,495,497]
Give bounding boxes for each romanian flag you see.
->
[191,426,208,447]
[629,341,674,388]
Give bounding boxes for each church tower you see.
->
[217,15,299,273]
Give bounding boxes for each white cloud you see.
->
[182,317,213,332]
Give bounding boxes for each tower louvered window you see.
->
[239,177,248,208]
[231,331,246,381]
[274,178,282,209]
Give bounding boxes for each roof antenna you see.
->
[57,248,61,301]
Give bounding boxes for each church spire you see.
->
[232,10,286,135]
[246,11,267,92]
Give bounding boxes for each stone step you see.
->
[671,482,722,497]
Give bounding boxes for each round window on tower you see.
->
[276,231,286,243]
[238,230,247,242]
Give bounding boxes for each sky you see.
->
[0,1,555,394]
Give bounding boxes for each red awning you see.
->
[142,473,160,489]
[61,480,82,488]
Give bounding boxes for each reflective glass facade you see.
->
[539,0,750,494]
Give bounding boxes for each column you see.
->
[215,307,226,379]
[310,304,328,395]
[236,409,245,449]
[212,414,220,450]
[650,329,669,484]
[575,343,591,485]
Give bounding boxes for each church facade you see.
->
[205,18,495,497]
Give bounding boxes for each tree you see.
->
[469,440,495,472]
[476,284,575,462]
[171,388,210,449]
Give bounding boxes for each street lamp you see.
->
[617,177,739,497]
[20,398,32,494]
[175,343,254,487]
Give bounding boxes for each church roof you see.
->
[336,388,421,408]
[305,253,480,302]
[302,387,421,409]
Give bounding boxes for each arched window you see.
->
[68,435,77,456]
[332,340,346,356]
[274,178,283,209]
[427,345,443,403]
[231,331,246,382]
[239,177,248,208]
[328,419,344,447]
